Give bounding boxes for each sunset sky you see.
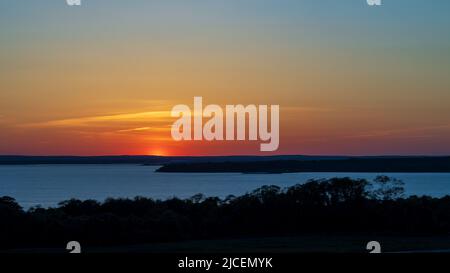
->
[1,0,450,156]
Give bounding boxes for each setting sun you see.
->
[148,149,169,157]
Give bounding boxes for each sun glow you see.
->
[148,148,169,156]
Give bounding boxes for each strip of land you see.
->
[156,157,450,173]
[2,155,450,173]
[0,155,345,165]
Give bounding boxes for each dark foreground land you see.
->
[84,235,450,253]
[7,235,450,253]
[2,176,450,253]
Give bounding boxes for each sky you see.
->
[1,0,450,156]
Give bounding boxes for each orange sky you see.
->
[1,1,450,156]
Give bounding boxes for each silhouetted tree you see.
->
[1,177,450,251]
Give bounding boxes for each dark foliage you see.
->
[1,176,450,249]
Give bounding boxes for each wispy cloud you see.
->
[21,111,173,128]
[116,126,170,133]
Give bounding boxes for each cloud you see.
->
[116,126,170,133]
[21,111,173,128]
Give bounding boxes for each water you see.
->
[1,164,450,209]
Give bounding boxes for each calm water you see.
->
[1,164,450,209]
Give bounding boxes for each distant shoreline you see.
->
[0,155,448,164]
[2,156,450,173]
[0,155,349,165]
[0,155,346,165]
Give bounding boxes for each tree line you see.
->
[1,176,450,250]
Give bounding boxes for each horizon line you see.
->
[1,154,450,158]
